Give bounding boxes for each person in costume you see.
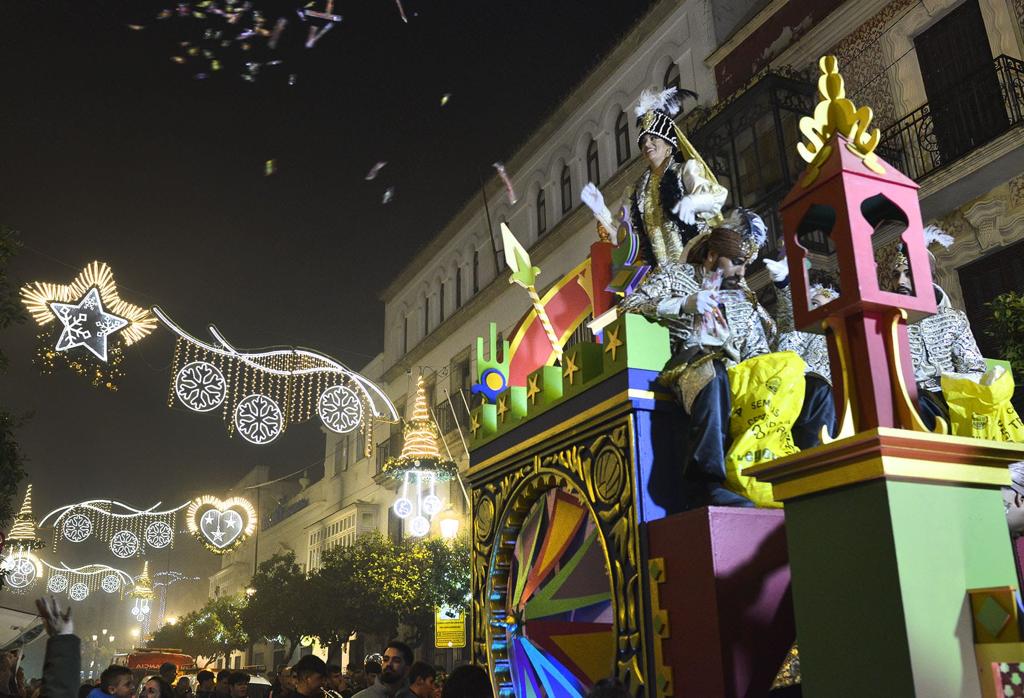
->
[619,210,834,507]
[878,226,986,428]
[582,86,727,267]
[763,257,837,384]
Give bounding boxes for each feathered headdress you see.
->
[725,208,768,261]
[923,225,954,249]
[634,85,698,149]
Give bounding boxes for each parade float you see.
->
[465,57,1024,698]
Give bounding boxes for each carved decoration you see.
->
[471,419,646,695]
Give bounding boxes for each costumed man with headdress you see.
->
[619,211,835,507]
[581,86,727,268]
[878,226,987,430]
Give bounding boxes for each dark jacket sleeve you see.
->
[41,634,80,698]
[659,163,699,246]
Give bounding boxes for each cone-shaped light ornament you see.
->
[381,375,458,481]
[133,561,154,600]
[7,485,44,551]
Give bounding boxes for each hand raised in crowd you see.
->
[34,597,73,636]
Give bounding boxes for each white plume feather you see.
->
[923,225,954,249]
[634,87,679,118]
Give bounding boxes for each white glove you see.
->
[581,182,614,231]
[764,257,789,283]
[684,290,719,315]
[672,192,717,226]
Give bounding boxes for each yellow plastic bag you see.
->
[941,367,1024,442]
[725,352,807,508]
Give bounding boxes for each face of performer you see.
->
[708,252,748,290]
[810,291,833,309]
[640,134,673,171]
[894,260,914,296]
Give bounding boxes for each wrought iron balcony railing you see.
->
[881,54,1024,181]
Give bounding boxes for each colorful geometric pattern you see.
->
[992,662,1024,697]
[501,489,614,697]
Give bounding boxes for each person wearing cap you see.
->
[877,225,986,429]
[582,86,727,269]
[619,211,834,507]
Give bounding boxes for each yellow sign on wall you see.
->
[435,605,466,649]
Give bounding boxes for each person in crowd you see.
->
[439,666,491,698]
[0,650,21,698]
[194,672,215,698]
[586,677,630,698]
[174,677,192,697]
[35,596,81,698]
[352,642,413,698]
[79,685,94,698]
[283,656,327,698]
[159,665,177,688]
[215,671,231,697]
[142,677,175,698]
[87,667,135,698]
[360,661,380,695]
[405,663,435,698]
[324,666,349,697]
[226,673,248,698]
[344,664,364,693]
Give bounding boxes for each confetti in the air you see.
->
[288,74,297,86]
[126,24,146,31]
[395,0,409,23]
[265,159,276,176]
[493,162,518,205]
[365,161,388,181]
[382,187,395,204]
[305,22,334,48]
[440,93,451,107]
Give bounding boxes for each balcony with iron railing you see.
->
[881,55,1024,182]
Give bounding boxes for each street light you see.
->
[439,506,460,541]
[101,629,107,635]
[130,629,140,639]
[91,635,97,642]
[108,635,115,643]
[245,587,256,597]
[165,616,178,626]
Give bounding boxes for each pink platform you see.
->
[647,507,796,697]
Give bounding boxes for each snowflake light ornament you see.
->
[234,394,283,444]
[62,513,93,543]
[110,530,140,558]
[175,361,227,412]
[318,385,363,433]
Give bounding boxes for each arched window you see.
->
[455,267,463,308]
[560,164,572,213]
[536,188,547,235]
[663,62,681,91]
[615,111,631,165]
[472,250,480,293]
[439,282,446,323]
[402,315,408,355]
[586,139,601,186]
[423,297,430,335]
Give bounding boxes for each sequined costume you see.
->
[909,285,986,392]
[619,261,772,410]
[774,282,832,384]
[628,159,728,267]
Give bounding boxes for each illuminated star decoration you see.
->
[48,288,129,362]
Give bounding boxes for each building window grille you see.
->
[536,188,547,235]
[560,165,572,213]
[615,111,630,165]
[663,61,680,91]
[455,267,463,308]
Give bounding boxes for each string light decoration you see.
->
[381,375,458,537]
[42,562,134,600]
[2,486,45,592]
[152,571,201,628]
[130,562,154,623]
[41,499,186,557]
[20,262,156,390]
[186,496,257,554]
[154,306,398,446]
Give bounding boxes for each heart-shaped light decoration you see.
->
[186,496,257,554]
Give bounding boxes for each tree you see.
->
[239,552,311,661]
[151,596,248,668]
[0,226,28,529]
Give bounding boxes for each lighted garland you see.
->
[42,561,134,600]
[186,496,257,554]
[155,306,398,446]
[34,328,126,391]
[2,486,45,592]
[41,499,186,557]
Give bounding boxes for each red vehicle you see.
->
[112,649,196,682]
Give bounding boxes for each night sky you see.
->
[0,0,656,619]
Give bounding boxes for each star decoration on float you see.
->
[526,375,541,405]
[496,394,509,422]
[48,287,129,362]
[603,326,624,362]
[563,353,580,385]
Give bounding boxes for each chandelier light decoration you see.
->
[186,496,257,554]
[381,375,458,538]
[1,486,45,592]
[19,262,157,390]
[43,562,134,600]
[41,499,186,558]
[130,562,154,623]
[154,306,398,446]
